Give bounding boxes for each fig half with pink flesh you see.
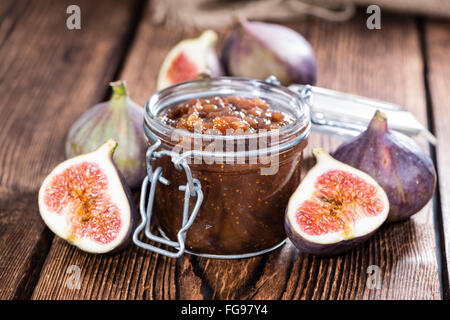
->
[157,30,222,90]
[38,139,136,254]
[285,148,389,256]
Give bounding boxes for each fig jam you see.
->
[158,96,294,134]
[145,79,310,257]
[151,95,307,255]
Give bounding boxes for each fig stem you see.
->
[109,80,128,109]
[369,110,388,133]
[198,29,218,47]
[374,110,386,121]
[97,139,118,156]
[237,15,248,26]
[312,147,328,160]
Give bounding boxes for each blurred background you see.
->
[150,0,450,29]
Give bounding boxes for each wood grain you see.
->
[0,0,137,299]
[424,18,450,298]
[32,8,442,300]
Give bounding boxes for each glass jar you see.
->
[134,77,310,258]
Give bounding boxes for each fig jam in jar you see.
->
[140,77,310,258]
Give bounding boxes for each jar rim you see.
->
[144,77,310,156]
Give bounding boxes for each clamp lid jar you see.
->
[134,77,310,259]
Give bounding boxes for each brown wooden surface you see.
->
[0,0,138,299]
[425,18,450,299]
[0,0,448,300]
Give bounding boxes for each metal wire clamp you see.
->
[132,148,203,258]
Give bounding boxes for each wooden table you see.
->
[0,0,449,300]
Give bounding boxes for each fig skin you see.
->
[333,111,437,222]
[284,148,389,256]
[39,139,137,254]
[221,17,317,85]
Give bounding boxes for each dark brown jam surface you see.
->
[158,96,294,134]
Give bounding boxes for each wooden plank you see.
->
[32,9,442,299]
[0,0,137,299]
[424,19,450,299]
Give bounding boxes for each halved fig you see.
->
[157,30,222,90]
[285,148,389,256]
[38,139,136,254]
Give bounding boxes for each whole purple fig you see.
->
[65,81,146,189]
[221,17,317,85]
[333,111,436,222]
